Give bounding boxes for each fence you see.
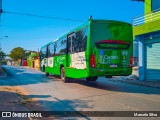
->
[133,9,160,26]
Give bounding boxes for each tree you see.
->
[0,50,6,65]
[9,47,26,65]
[25,51,32,57]
[24,50,37,58]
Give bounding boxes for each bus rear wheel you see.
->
[86,76,98,81]
[60,67,69,83]
[43,65,45,72]
[45,73,49,76]
[105,76,112,78]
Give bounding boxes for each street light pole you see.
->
[0,35,8,51]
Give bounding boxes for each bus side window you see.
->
[40,47,47,60]
[47,44,50,58]
[39,50,42,60]
[68,37,71,53]
[59,38,67,55]
[55,38,67,55]
[50,42,55,57]
[68,33,76,54]
[75,27,88,52]
[54,42,57,55]
[72,36,76,53]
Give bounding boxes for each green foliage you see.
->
[0,50,6,64]
[9,47,26,61]
[25,51,32,57]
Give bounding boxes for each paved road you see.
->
[1,65,160,120]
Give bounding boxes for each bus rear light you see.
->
[90,54,96,68]
[129,55,133,67]
[95,40,130,45]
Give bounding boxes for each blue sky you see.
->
[0,0,144,54]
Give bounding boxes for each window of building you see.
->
[152,0,160,11]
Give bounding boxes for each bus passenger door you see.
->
[67,33,76,67]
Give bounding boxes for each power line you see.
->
[2,10,85,22]
[6,36,54,40]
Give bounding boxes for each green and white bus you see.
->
[40,19,133,82]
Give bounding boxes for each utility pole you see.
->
[0,36,8,51]
[0,0,2,21]
[0,0,2,50]
[131,0,144,2]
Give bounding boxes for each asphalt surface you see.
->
[1,65,160,120]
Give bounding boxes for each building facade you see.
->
[27,52,40,70]
[133,0,160,81]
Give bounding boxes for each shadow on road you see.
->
[0,91,29,112]
[1,66,160,95]
[0,66,58,86]
[68,79,160,95]
[27,95,52,98]
[20,93,93,112]
[26,96,92,120]
[0,90,91,120]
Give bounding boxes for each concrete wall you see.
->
[145,0,152,14]
[133,19,160,36]
[138,39,145,80]
[133,0,160,36]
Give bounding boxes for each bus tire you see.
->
[43,65,45,72]
[105,76,112,78]
[60,67,69,83]
[86,76,98,81]
[45,73,49,76]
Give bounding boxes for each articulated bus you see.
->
[40,19,133,82]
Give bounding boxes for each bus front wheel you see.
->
[60,67,69,83]
[86,76,98,81]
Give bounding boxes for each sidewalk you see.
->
[108,76,160,89]
[0,87,31,120]
[107,67,160,89]
[0,87,29,111]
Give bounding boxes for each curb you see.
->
[108,78,160,89]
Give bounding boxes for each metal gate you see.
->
[145,38,160,81]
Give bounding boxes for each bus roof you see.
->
[58,21,89,39]
[40,19,131,49]
[40,21,89,49]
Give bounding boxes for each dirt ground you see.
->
[0,86,44,111]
